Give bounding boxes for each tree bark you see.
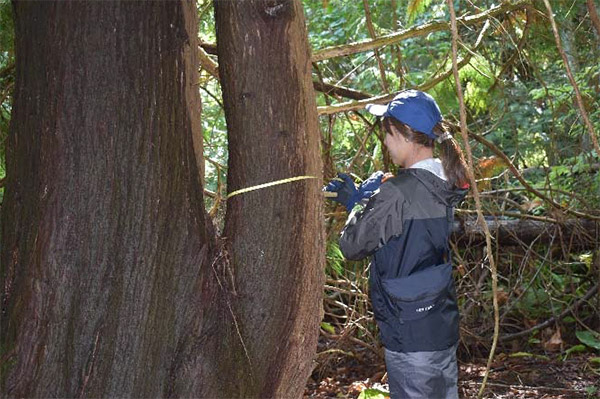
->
[0,1,218,397]
[1,1,324,398]
[214,1,325,397]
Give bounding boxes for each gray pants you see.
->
[384,344,458,399]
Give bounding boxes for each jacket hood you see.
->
[403,168,467,207]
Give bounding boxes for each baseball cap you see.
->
[366,90,442,139]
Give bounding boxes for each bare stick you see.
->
[445,1,499,398]
[587,0,600,39]
[362,0,390,92]
[543,0,600,156]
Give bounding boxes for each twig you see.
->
[446,1,500,398]
[362,0,389,92]
[542,0,600,156]
[588,0,600,38]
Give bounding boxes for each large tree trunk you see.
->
[0,2,216,397]
[1,1,323,398]
[215,0,324,397]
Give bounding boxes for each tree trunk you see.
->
[214,1,324,397]
[1,1,324,398]
[0,1,218,397]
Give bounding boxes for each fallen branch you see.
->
[452,215,599,249]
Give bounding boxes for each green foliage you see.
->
[358,388,389,399]
[576,331,600,351]
[406,0,434,24]
[0,0,14,186]
[586,385,598,398]
[326,240,346,277]
[320,321,336,334]
[562,344,586,361]
[0,0,13,56]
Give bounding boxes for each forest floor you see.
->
[304,340,599,398]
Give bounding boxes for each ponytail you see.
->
[382,117,469,189]
[432,121,469,189]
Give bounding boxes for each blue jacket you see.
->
[339,167,466,353]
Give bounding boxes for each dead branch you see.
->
[452,216,599,249]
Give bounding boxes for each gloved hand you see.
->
[324,173,359,212]
[324,171,385,212]
[357,171,384,199]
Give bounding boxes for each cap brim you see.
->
[365,103,388,116]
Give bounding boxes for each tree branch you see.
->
[586,0,600,40]
[543,0,600,156]
[362,0,390,92]
[312,81,371,101]
[459,123,600,221]
[198,44,219,81]
[312,0,531,62]
[316,19,491,115]
[446,1,499,397]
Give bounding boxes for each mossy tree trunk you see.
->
[0,1,323,398]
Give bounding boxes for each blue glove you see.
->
[357,171,384,199]
[324,173,359,212]
[324,171,384,212]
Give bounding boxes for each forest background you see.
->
[0,0,599,398]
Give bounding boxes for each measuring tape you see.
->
[226,175,319,199]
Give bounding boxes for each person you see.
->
[324,90,469,399]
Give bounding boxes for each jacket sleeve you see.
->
[339,182,404,261]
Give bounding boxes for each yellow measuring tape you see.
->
[226,175,319,199]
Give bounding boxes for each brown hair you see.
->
[382,117,469,189]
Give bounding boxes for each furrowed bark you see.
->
[215,0,325,398]
[0,2,224,397]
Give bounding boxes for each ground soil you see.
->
[305,341,599,398]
